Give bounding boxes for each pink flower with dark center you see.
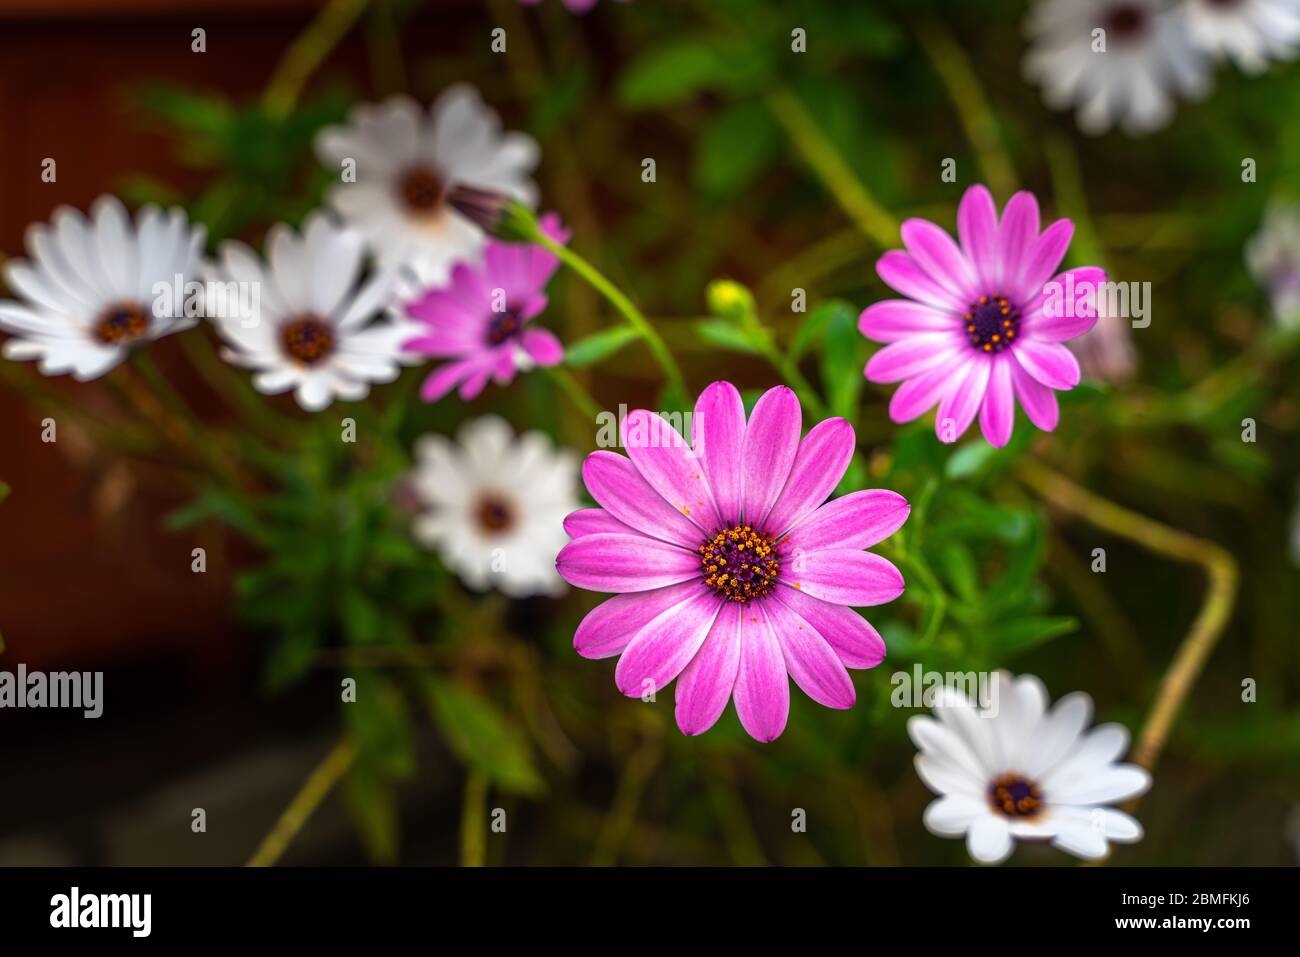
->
[404,212,568,402]
[557,381,909,742]
[860,185,1106,447]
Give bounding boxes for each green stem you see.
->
[1017,461,1239,784]
[459,770,489,867]
[262,0,370,120]
[131,351,240,487]
[545,365,602,421]
[915,19,1018,199]
[536,233,689,399]
[766,87,900,249]
[246,738,357,867]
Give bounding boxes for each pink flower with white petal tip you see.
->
[557,381,909,743]
[860,184,1106,448]
[404,212,568,402]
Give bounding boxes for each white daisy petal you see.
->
[967,815,1014,865]
[922,795,987,837]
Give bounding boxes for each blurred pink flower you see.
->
[860,184,1106,447]
[557,381,908,742]
[519,0,626,12]
[404,212,568,402]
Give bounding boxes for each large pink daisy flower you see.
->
[404,212,568,402]
[860,185,1106,447]
[556,381,909,742]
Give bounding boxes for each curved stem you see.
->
[262,0,370,120]
[246,738,357,867]
[536,234,689,399]
[1016,461,1239,781]
[766,87,900,249]
[545,365,602,422]
[459,770,489,867]
[914,19,1018,199]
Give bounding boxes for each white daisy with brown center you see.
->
[410,416,579,598]
[1023,0,1212,135]
[910,671,1151,864]
[314,86,539,282]
[207,213,418,412]
[0,195,205,380]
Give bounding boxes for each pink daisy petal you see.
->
[692,380,746,522]
[420,359,476,402]
[740,386,801,527]
[901,218,980,304]
[774,584,886,669]
[876,250,967,312]
[563,507,633,539]
[623,408,723,531]
[888,361,959,423]
[859,300,958,343]
[614,587,722,698]
[957,184,1000,290]
[1013,339,1081,391]
[865,335,964,383]
[784,550,905,606]
[733,605,790,743]
[674,601,743,736]
[520,327,564,366]
[782,489,910,553]
[573,581,702,659]
[978,355,1016,449]
[935,357,991,444]
[1011,359,1061,431]
[1021,267,1106,341]
[582,450,702,549]
[555,532,700,592]
[765,596,856,709]
[997,191,1040,293]
[1014,219,1075,305]
[763,417,856,538]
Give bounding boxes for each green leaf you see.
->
[989,616,1078,654]
[694,100,780,199]
[945,441,1001,480]
[345,673,415,779]
[820,305,866,418]
[261,629,320,693]
[565,327,641,367]
[340,589,385,645]
[694,318,763,355]
[790,300,850,363]
[344,762,398,863]
[423,678,544,796]
[0,480,9,504]
[618,37,764,108]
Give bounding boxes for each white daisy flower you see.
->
[0,195,205,380]
[1184,0,1300,74]
[314,86,540,282]
[909,671,1151,865]
[1246,203,1300,328]
[410,415,579,598]
[207,212,418,412]
[1024,0,1212,136]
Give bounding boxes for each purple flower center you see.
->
[475,493,515,534]
[399,165,445,214]
[699,524,781,603]
[485,308,524,346]
[94,301,149,345]
[280,316,335,365]
[989,772,1044,819]
[963,294,1020,353]
[1104,4,1149,40]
